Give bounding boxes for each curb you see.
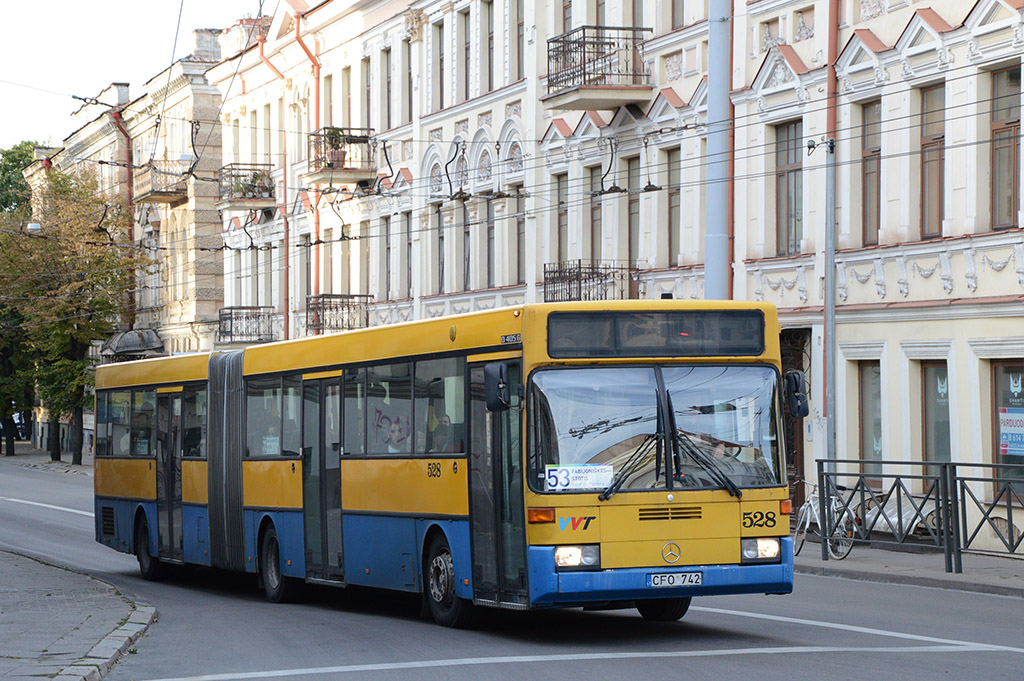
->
[52,604,159,681]
[794,563,1024,599]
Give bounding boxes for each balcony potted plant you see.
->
[324,128,347,170]
[252,170,272,199]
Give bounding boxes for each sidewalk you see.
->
[794,542,1024,598]
[0,442,156,681]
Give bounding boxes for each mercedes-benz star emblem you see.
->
[662,542,681,563]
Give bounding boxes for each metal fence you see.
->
[307,127,375,174]
[542,259,637,302]
[217,163,275,203]
[546,25,652,95]
[217,306,276,344]
[133,160,189,201]
[813,458,1024,572]
[305,294,372,334]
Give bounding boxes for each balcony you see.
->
[305,294,373,334]
[304,127,376,185]
[216,163,275,210]
[542,26,653,111]
[543,260,638,302]
[217,306,277,344]
[134,160,189,205]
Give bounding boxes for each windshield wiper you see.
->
[673,426,743,499]
[598,432,658,501]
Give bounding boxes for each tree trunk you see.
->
[71,405,84,465]
[2,417,15,456]
[48,416,61,462]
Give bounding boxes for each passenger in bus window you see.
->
[430,414,453,453]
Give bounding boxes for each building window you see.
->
[462,202,471,291]
[859,361,882,480]
[403,40,413,124]
[921,85,945,239]
[460,10,471,102]
[922,361,950,473]
[383,216,392,300]
[514,184,525,284]
[991,67,1020,230]
[627,157,641,265]
[588,166,602,261]
[672,0,684,29]
[437,207,445,294]
[361,58,371,128]
[515,0,525,81]
[382,48,392,131]
[263,104,271,164]
[993,361,1024,494]
[323,74,333,127]
[483,0,494,93]
[667,147,680,266]
[341,67,352,127]
[775,120,803,256]
[485,197,495,288]
[562,0,572,33]
[434,23,445,111]
[323,228,333,294]
[862,100,881,246]
[360,221,370,295]
[555,173,568,261]
[404,211,413,298]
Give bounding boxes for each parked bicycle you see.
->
[792,478,858,560]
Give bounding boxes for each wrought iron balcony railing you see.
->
[306,294,373,334]
[543,260,638,302]
[546,26,652,96]
[308,127,375,176]
[217,306,276,344]
[217,163,275,205]
[134,160,190,204]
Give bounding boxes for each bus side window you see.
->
[344,368,366,455]
[415,358,465,454]
[282,376,301,456]
[109,390,131,457]
[247,377,282,456]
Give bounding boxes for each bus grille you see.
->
[101,507,116,536]
[638,506,702,521]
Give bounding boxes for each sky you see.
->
[0,0,271,150]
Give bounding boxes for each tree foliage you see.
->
[0,167,146,462]
[0,140,38,213]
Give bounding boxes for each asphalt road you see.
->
[1,460,1022,681]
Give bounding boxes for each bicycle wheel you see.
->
[827,506,854,560]
[793,505,809,556]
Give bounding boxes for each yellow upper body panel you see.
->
[96,353,209,390]
[242,460,303,509]
[94,458,156,500]
[341,458,469,516]
[182,460,208,505]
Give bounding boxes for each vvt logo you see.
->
[559,516,596,531]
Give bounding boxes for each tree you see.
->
[0,141,38,213]
[0,168,145,464]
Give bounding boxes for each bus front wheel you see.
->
[260,525,297,603]
[425,534,474,628]
[636,597,691,622]
[135,514,165,581]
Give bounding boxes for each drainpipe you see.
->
[111,109,135,330]
[256,34,291,339]
[824,0,840,467]
[295,15,323,301]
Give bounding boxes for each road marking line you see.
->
[692,606,1024,654]
[0,496,93,517]
[139,644,999,681]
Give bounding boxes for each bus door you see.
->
[156,392,184,563]
[468,362,527,607]
[302,377,344,580]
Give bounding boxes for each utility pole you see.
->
[824,138,837,467]
[704,0,731,300]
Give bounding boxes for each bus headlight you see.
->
[555,545,601,570]
[741,538,780,563]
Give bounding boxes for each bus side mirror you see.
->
[784,370,809,419]
[484,362,510,412]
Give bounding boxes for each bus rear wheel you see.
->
[135,514,165,581]
[260,525,297,603]
[425,534,474,628]
[636,597,691,622]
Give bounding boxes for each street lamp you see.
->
[25,223,42,234]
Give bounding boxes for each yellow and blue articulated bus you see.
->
[94,300,806,626]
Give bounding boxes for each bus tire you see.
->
[636,597,691,622]
[135,514,165,581]
[260,525,297,603]
[425,533,475,628]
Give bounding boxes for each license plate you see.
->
[648,572,702,587]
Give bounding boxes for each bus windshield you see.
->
[529,365,783,494]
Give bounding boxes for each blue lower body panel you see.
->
[243,510,305,578]
[95,497,153,557]
[528,537,794,607]
[182,504,211,566]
